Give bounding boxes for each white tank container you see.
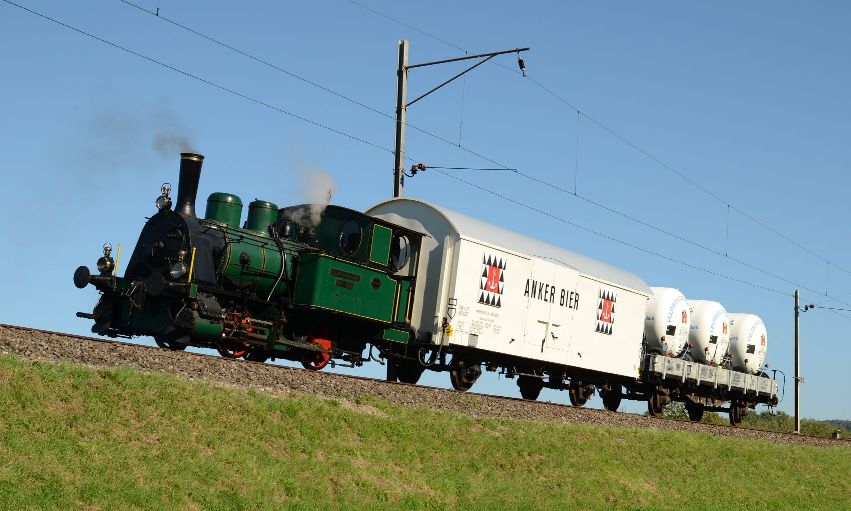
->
[727,313,768,374]
[687,300,730,365]
[644,287,690,356]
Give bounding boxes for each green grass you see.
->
[0,355,847,510]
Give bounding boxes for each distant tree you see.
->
[741,410,793,433]
[742,410,851,438]
[828,419,851,430]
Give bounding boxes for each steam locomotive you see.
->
[74,153,423,371]
[75,153,778,425]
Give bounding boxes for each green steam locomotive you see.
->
[74,153,423,372]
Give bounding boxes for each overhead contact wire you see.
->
[4,0,393,155]
[119,0,519,172]
[9,0,845,302]
[119,0,391,120]
[432,168,787,297]
[348,1,851,284]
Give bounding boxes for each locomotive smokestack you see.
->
[176,152,204,217]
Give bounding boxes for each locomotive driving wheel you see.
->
[217,340,250,359]
[301,337,333,371]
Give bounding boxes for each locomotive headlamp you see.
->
[156,182,173,211]
[170,261,187,280]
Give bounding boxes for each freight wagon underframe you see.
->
[390,342,779,426]
[631,354,780,424]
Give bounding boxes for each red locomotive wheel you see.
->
[217,341,250,359]
[301,338,332,370]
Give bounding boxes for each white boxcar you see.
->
[367,198,651,379]
[727,313,768,374]
[644,287,691,357]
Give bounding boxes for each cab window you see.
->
[390,233,410,272]
[339,220,361,256]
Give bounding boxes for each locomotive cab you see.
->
[279,205,424,344]
[278,205,421,274]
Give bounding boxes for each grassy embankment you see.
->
[0,355,848,510]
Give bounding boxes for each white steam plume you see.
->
[288,168,335,227]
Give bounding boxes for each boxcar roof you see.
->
[367,198,650,294]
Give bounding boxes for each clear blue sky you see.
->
[1,1,849,420]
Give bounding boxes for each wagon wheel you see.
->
[569,384,590,407]
[517,375,543,401]
[450,364,481,392]
[686,401,705,422]
[154,337,187,351]
[729,400,747,427]
[217,341,250,359]
[601,387,622,412]
[395,357,425,384]
[301,338,332,371]
[386,355,400,382]
[245,347,270,363]
[729,403,741,426]
[647,392,664,417]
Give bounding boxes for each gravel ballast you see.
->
[0,324,845,447]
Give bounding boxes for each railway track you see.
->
[0,323,846,447]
